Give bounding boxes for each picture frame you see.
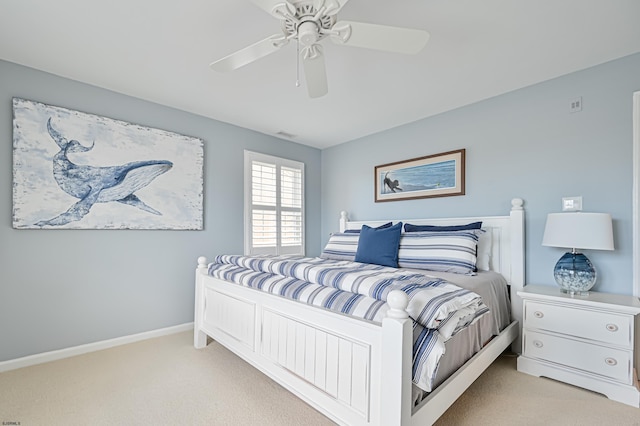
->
[12,98,204,230]
[374,149,465,202]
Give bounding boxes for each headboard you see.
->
[338,198,526,352]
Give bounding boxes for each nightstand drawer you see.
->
[524,301,632,347]
[523,330,633,384]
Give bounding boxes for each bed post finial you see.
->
[339,211,349,233]
[511,198,524,210]
[197,256,208,271]
[386,290,409,319]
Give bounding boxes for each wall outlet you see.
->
[562,196,583,211]
[570,97,582,113]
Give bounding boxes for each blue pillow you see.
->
[355,222,403,267]
[404,221,482,233]
[344,222,393,233]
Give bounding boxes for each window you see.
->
[244,151,305,255]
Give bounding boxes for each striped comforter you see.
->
[208,254,489,392]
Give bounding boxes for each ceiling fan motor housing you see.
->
[282,1,335,45]
[298,21,320,46]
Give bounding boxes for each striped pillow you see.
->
[404,221,482,232]
[397,230,482,274]
[320,232,359,261]
[344,222,393,233]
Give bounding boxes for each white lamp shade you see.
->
[542,212,614,250]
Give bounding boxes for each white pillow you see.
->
[476,228,493,271]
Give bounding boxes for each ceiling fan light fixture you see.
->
[271,2,297,19]
[322,0,343,16]
[298,21,320,46]
[329,22,352,44]
[302,44,322,60]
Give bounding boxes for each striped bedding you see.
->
[207,254,489,392]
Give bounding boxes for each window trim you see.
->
[244,150,305,256]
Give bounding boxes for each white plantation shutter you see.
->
[280,166,303,247]
[245,151,305,255]
[251,161,277,249]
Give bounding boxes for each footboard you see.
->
[194,257,413,426]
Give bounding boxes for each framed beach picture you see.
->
[12,98,204,230]
[374,149,465,202]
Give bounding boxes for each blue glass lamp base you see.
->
[553,252,596,296]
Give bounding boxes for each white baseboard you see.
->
[0,322,194,373]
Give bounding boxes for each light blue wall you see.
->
[322,53,640,296]
[3,53,638,363]
[0,60,322,362]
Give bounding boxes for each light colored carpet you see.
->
[437,354,640,426]
[1,331,639,425]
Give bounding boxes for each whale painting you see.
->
[12,98,204,230]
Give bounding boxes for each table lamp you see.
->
[542,212,614,295]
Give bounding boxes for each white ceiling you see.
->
[1,1,640,149]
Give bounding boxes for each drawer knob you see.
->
[605,357,617,366]
[606,323,619,332]
[533,340,544,348]
[533,311,544,319]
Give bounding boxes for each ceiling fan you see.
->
[210,0,430,98]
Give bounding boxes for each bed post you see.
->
[509,198,525,354]
[381,290,412,426]
[194,256,208,349]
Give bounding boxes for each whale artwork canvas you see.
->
[12,98,204,230]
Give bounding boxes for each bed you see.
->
[194,198,525,425]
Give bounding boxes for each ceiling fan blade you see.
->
[210,34,287,72]
[330,20,429,54]
[251,0,295,19]
[323,0,350,16]
[302,46,328,98]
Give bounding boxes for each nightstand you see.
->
[517,285,640,407]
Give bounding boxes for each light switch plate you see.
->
[562,196,583,211]
[570,96,583,113]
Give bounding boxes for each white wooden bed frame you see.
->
[194,198,525,425]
